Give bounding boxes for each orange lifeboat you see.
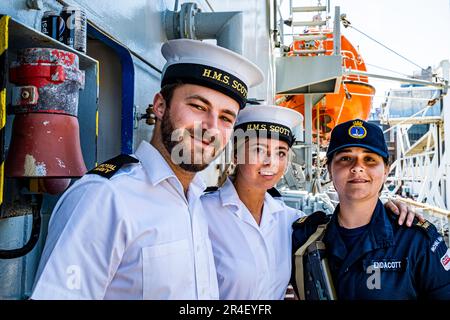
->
[276,31,375,144]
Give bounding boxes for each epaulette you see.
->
[409,217,447,253]
[386,210,443,247]
[411,217,440,239]
[87,154,139,179]
[292,211,331,251]
[267,187,282,198]
[203,186,219,194]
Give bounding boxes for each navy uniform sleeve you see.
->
[415,224,450,299]
[290,211,330,296]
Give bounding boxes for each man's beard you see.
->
[161,111,220,172]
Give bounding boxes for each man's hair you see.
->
[159,81,185,109]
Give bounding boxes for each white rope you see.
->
[335,84,348,125]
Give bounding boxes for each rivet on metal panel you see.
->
[21,90,30,99]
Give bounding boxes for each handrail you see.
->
[390,195,450,218]
[343,68,449,89]
[389,196,450,245]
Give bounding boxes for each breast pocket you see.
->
[142,239,194,299]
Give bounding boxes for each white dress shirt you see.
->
[202,178,305,300]
[31,141,219,300]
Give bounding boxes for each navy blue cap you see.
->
[326,119,389,159]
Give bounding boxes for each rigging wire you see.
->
[365,63,411,78]
[341,16,428,72]
[204,0,215,12]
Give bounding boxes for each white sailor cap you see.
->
[234,104,303,146]
[161,39,264,109]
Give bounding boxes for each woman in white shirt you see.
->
[202,104,304,299]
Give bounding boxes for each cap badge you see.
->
[348,120,367,139]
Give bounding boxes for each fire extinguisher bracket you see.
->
[10,64,66,84]
[9,64,84,87]
[8,48,85,116]
[11,86,39,107]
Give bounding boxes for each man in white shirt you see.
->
[31,39,263,300]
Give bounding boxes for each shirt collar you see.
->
[134,141,206,193]
[189,174,207,199]
[368,199,395,246]
[219,178,241,211]
[324,199,395,262]
[219,178,285,217]
[263,192,285,215]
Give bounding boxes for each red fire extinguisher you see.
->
[7,47,87,194]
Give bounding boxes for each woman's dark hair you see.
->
[326,152,389,166]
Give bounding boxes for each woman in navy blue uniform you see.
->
[292,119,450,299]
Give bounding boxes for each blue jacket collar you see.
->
[324,200,395,270]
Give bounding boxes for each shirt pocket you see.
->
[142,239,194,299]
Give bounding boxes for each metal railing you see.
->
[389,195,450,246]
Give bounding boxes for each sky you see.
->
[281,0,450,111]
